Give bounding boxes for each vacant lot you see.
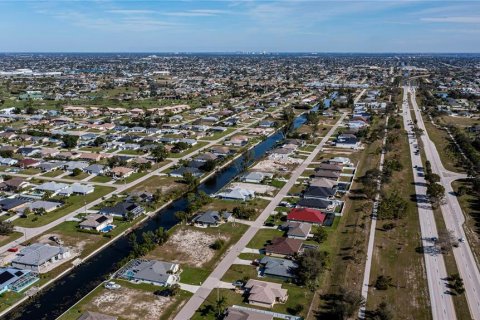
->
[148,227,228,267]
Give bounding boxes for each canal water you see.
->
[5,115,307,320]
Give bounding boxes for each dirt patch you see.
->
[150,228,228,267]
[88,287,173,320]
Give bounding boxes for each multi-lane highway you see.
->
[402,86,457,320]
[408,85,480,319]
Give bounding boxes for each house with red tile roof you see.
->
[287,208,327,226]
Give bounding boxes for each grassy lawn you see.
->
[168,142,209,158]
[118,149,146,155]
[366,118,431,319]
[246,228,284,249]
[78,146,103,152]
[423,119,466,173]
[19,168,41,175]
[114,171,148,184]
[0,231,23,247]
[222,265,258,283]
[180,266,211,285]
[124,175,187,196]
[42,170,64,178]
[200,128,235,141]
[90,175,112,183]
[0,291,23,314]
[13,186,115,228]
[68,172,90,180]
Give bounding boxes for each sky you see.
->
[0,0,479,52]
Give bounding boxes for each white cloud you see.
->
[164,9,230,17]
[421,16,480,24]
[107,9,155,15]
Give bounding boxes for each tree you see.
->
[281,107,296,136]
[240,149,255,173]
[214,295,227,318]
[62,135,79,149]
[450,273,465,295]
[175,210,190,224]
[42,190,53,200]
[332,288,366,320]
[306,111,320,135]
[312,227,328,244]
[169,283,181,296]
[427,183,445,208]
[211,239,225,250]
[0,221,14,235]
[182,172,199,190]
[296,250,328,290]
[425,172,440,184]
[200,159,217,172]
[71,168,82,176]
[377,192,408,220]
[374,275,393,290]
[375,301,394,320]
[437,229,458,254]
[93,137,106,147]
[34,208,47,216]
[151,144,168,162]
[154,227,169,244]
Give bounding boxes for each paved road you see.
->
[403,86,456,320]
[409,85,480,319]
[359,116,389,319]
[173,113,347,320]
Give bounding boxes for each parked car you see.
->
[104,281,121,290]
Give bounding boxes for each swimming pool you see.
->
[100,225,114,233]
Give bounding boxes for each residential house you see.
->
[83,164,106,175]
[281,221,312,240]
[224,308,273,320]
[265,237,303,258]
[117,259,179,287]
[169,166,203,178]
[0,267,39,294]
[241,172,273,184]
[287,208,327,226]
[216,188,255,201]
[303,186,336,200]
[191,210,232,227]
[79,213,114,232]
[244,279,288,308]
[259,256,298,280]
[99,201,144,219]
[110,167,135,179]
[11,243,71,272]
[0,178,28,191]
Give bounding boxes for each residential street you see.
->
[408,85,480,320]
[402,86,456,320]
[173,113,347,320]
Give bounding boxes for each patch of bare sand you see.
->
[89,287,173,320]
[160,228,228,267]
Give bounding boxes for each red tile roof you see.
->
[287,208,326,224]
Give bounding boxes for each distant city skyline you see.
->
[1,1,479,52]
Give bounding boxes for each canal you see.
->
[5,115,307,320]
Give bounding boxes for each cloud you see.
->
[164,9,230,17]
[421,16,480,24]
[107,9,155,15]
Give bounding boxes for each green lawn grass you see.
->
[13,186,115,228]
[246,228,284,249]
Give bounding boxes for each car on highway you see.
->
[459,238,465,243]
